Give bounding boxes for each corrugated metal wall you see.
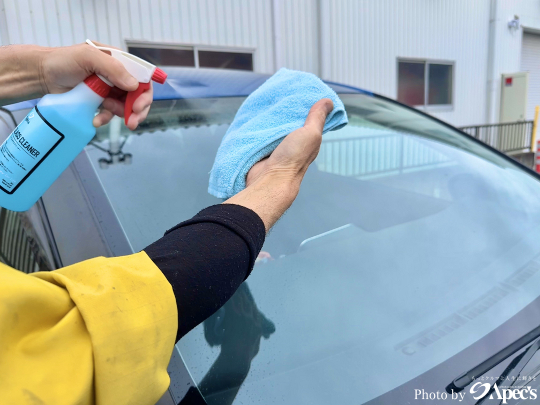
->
[521,32,540,120]
[0,0,276,73]
[277,0,319,75]
[486,0,540,124]
[2,0,538,127]
[318,0,491,127]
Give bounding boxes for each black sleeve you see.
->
[144,204,266,342]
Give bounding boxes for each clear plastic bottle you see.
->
[0,41,166,211]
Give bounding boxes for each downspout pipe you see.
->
[317,0,323,78]
[486,0,499,124]
[272,0,282,72]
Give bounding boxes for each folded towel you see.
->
[208,68,349,199]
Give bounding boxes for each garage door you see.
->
[521,32,540,120]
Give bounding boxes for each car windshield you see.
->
[91,93,540,404]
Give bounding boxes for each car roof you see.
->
[3,68,372,111]
[152,67,372,100]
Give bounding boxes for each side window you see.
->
[0,208,51,274]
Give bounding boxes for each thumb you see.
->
[84,46,139,92]
[303,98,333,133]
[268,98,334,169]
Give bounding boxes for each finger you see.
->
[127,112,140,130]
[83,46,139,92]
[132,86,153,114]
[127,105,151,130]
[108,86,127,102]
[93,109,114,127]
[133,104,151,122]
[102,97,125,117]
[303,98,333,133]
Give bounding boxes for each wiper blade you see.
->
[476,338,540,404]
[446,325,540,393]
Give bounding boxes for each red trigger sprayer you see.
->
[86,39,167,125]
[0,40,167,211]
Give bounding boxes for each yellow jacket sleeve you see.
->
[0,252,178,405]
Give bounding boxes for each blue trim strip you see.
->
[323,80,374,96]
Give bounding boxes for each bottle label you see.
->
[0,107,64,194]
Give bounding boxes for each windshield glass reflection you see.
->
[90,94,540,404]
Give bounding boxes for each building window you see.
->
[129,47,195,67]
[198,50,253,71]
[127,43,254,71]
[397,60,453,108]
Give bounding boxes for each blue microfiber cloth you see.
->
[208,68,348,199]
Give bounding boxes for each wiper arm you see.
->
[501,338,540,388]
[446,325,540,393]
[475,338,540,405]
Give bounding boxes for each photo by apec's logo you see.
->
[415,381,538,403]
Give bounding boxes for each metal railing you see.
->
[316,133,451,178]
[459,120,535,154]
[319,109,540,177]
[318,114,540,179]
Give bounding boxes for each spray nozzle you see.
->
[86,39,167,126]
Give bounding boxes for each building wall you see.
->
[317,0,492,127]
[0,0,276,73]
[487,0,540,123]
[276,0,320,75]
[0,0,537,127]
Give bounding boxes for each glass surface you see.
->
[397,62,425,106]
[128,47,196,67]
[0,208,51,273]
[91,94,540,404]
[428,64,453,105]
[198,50,254,71]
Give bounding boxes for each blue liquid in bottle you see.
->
[0,77,106,211]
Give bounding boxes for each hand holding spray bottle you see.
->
[0,40,167,211]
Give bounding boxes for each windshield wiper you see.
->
[446,325,540,394]
[473,338,540,405]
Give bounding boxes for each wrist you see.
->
[224,171,300,233]
[0,45,50,104]
[257,170,301,200]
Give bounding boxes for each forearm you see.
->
[0,44,48,105]
[224,172,299,232]
[144,204,265,342]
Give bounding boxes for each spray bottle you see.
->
[0,39,167,211]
